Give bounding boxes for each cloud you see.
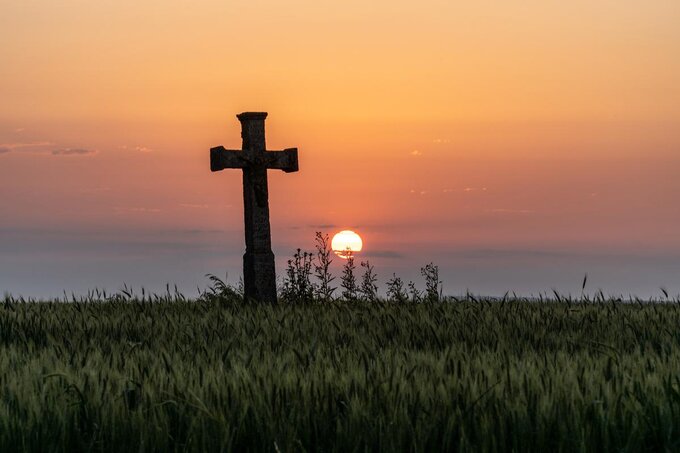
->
[464,187,487,192]
[364,250,404,259]
[0,141,52,153]
[454,248,576,260]
[1,143,98,157]
[432,138,451,144]
[52,148,97,156]
[179,203,209,209]
[410,150,422,156]
[120,145,153,153]
[177,229,225,235]
[309,224,337,229]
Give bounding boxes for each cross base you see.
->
[243,251,277,303]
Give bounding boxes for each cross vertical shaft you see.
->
[239,113,276,303]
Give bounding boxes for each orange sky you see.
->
[1,1,679,297]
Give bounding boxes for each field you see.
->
[2,290,680,452]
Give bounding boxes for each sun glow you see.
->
[331,230,363,259]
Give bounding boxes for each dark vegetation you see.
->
[1,233,680,451]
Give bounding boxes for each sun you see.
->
[331,230,363,259]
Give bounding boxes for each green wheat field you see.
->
[2,280,680,452]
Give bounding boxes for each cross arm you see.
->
[210,146,299,173]
[210,146,249,172]
[263,148,299,173]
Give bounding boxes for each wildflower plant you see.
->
[281,249,314,302]
[421,262,442,302]
[360,260,379,302]
[386,274,408,303]
[341,255,358,301]
[313,232,336,301]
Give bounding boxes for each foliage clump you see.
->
[281,249,314,303]
[281,232,444,303]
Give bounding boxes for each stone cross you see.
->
[210,112,298,303]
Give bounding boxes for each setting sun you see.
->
[331,230,363,259]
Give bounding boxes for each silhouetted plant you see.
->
[408,281,422,303]
[386,274,408,303]
[421,263,442,302]
[281,249,314,302]
[360,261,378,302]
[203,273,242,303]
[341,256,358,301]
[313,232,336,301]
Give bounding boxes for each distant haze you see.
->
[1,1,679,298]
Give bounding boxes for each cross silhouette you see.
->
[210,112,298,303]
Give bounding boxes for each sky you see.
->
[1,0,679,298]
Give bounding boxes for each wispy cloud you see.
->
[0,143,98,157]
[0,141,52,154]
[1,141,52,148]
[120,145,153,153]
[439,187,489,194]
[364,250,404,259]
[179,203,209,209]
[454,248,575,260]
[52,148,97,156]
[309,224,337,229]
[432,138,450,144]
[464,187,487,192]
[410,149,422,156]
[177,228,225,235]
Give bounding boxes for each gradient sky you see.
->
[1,0,679,298]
